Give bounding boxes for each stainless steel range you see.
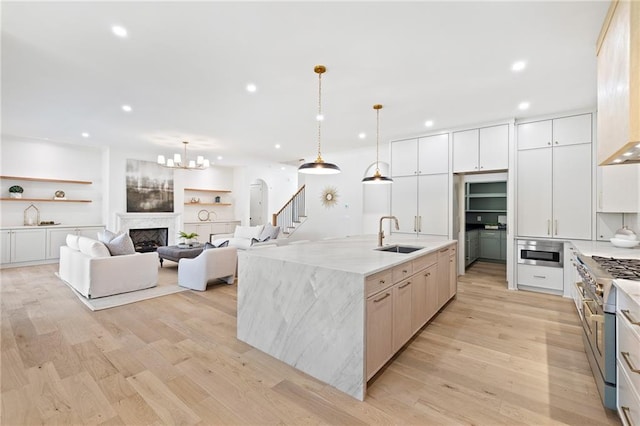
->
[574,255,640,410]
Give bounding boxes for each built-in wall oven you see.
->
[517,240,563,268]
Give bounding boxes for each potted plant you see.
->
[9,185,24,199]
[178,231,199,247]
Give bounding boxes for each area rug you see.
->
[56,264,188,311]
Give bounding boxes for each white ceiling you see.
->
[1,1,609,167]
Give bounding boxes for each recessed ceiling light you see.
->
[81,132,90,138]
[512,61,526,72]
[518,101,530,110]
[275,144,281,149]
[425,120,434,127]
[112,26,128,38]
[281,167,285,170]
[358,133,366,139]
[246,83,257,93]
[122,105,132,112]
[316,114,324,121]
[217,156,223,160]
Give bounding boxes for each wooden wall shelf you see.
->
[184,203,231,206]
[0,175,92,185]
[184,188,231,193]
[0,198,92,203]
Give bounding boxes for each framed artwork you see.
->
[126,159,174,212]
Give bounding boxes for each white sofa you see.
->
[178,246,237,290]
[58,234,158,299]
[211,223,281,250]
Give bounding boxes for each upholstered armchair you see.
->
[178,246,237,291]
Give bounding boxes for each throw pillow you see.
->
[104,232,136,256]
[97,229,119,244]
[78,237,111,258]
[233,225,264,240]
[66,234,80,250]
[204,240,229,249]
[251,236,270,245]
[259,223,281,241]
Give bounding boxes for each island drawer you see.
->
[366,270,393,297]
[392,262,413,283]
[413,252,437,272]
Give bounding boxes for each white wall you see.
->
[0,136,104,226]
[233,162,299,226]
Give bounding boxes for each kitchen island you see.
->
[237,235,457,400]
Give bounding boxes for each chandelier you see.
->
[157,141,210,170]
[298,65,341,175]
[362,104,393,184]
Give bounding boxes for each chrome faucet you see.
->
[378,216,399,247]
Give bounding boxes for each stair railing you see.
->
[272,185,306,233]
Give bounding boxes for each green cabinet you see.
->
[465,181,507,212]
[500,230,507,261]
[479,230,501,260]
[465,229,479,266]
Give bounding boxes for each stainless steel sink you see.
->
[375,245,423,254]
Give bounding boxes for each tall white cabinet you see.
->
[391,134,449,236]
[516,113,593,240]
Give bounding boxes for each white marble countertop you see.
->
[567,240,640,259]
[614,279,640,309]
[241,234,455,276]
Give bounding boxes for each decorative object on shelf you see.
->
[157,141,210,170]
[298,65,341,175]
[126,159,174,213]
[54,190,66,200]
[23,203,39,226]
[38,221,57,225]
[320,186,339,208]
[190,197,200,203]
[197,210,218,222]
[363,104,393,184]
[178,230,199,246]
[215,196,221,203]
[9,185,23,198]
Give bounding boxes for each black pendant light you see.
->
[298,65,341,175]
[362,104,393,184]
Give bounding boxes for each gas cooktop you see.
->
[592,256,640,281]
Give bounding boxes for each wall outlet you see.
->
[477,215,482,222]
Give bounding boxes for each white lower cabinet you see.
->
[617,286,640,425]
[46,226,104,259]
[517,264,564,292]
[184,221,241,241]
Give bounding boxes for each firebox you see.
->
[129,228,168,252]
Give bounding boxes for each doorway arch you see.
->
[249,179,269,226]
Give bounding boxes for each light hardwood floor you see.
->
[1,261,621,425]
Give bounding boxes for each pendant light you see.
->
[298,65,341,175]
[362,104,393,184]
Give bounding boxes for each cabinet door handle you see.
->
[554,141,558,144]
[425,272,430,277]
[414,216,417,232]
[533,275,546,279]
[373,293,391,303]
[402,269,408,274]
[399,281,411,289]
[547,220,551,235]
[621,352,640,374]
[379,280,386,285]
[621,309,640,326]
[621,407,633,426]
[554,220,558,236]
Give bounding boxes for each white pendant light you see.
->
[362,104,393,184]
[298,65,341,175]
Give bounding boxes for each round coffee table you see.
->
[156,245,204,267]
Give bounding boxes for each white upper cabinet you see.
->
[597,164,640,213]
[392,134,448,177]
[418,134,449,175]
[453,124,508,173]
[518,114,592,150]
[391,139,418,177]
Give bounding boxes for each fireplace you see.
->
[116,212,181,246]
[129,228,168,252]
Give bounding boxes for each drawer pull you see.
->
[621,352,640,374]
[533,275,546,279]
[621,309,640,326]
[621,406,633,426]
[373,293,390,303]
[402,269,408,274]
[425,272,430,277]
[379,280,386,284]
[399,282,411,289]
[439,248,448,253]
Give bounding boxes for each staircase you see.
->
[272,185,307,237]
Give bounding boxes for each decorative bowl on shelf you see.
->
[610,238,640,248]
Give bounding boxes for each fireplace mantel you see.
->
[116,213,181,246]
